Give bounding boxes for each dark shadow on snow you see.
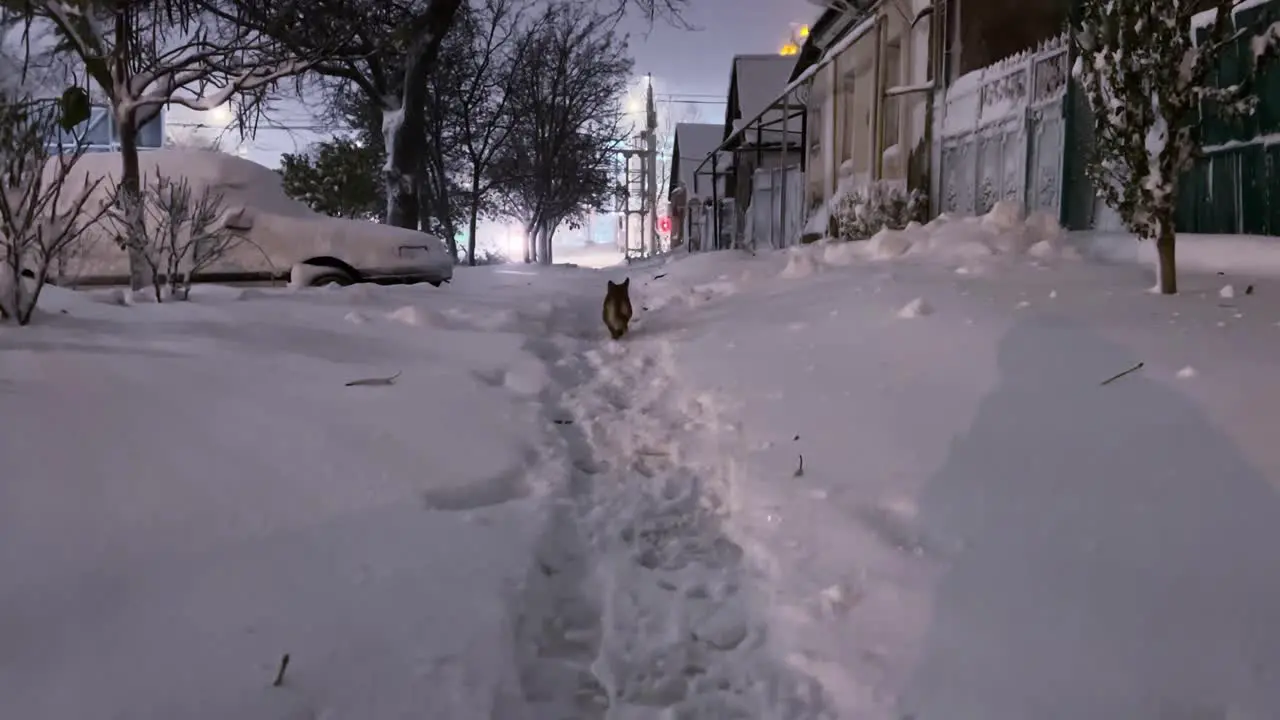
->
[899,315,1280,719]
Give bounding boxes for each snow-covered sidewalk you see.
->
[6,210,1280,719]
[628,213,1280,718]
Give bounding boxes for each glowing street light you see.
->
[780,23,810,55]
[207,103,233,127]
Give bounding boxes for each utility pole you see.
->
[645,73,659,256]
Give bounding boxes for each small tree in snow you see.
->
[0,92,107,325]
[107,168,249,302]
[280,136,384,221]
[1072,0,1280,294]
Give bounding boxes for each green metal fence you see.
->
[1178,0,1280,235]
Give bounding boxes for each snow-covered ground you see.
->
[5,207,1280,718]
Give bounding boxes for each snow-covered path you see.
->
[8,213,1280,719]
[507,275,830,717]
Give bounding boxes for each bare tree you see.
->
[0,92,108,325]
[236,0,691,238]
[498,1,631,265]
[3,0,344,289]
[1072,0,1280,294]
[454,0,538,266]
[107,167,250,301]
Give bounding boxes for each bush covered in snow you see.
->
[106,169,250,302]
[0,92,107,325]
[830,181,928,242]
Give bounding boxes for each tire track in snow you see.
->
[517,313,833,719]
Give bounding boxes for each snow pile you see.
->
[783,200,1075,278]
[897,296,933,318]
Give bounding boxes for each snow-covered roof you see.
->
[725,55,801,142]
[671,122,728,196]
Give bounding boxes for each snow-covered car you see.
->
[54,148,453,288]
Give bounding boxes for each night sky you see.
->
[619,0,820,98]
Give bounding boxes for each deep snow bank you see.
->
[628,216,1280,718]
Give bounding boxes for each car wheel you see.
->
[310,271,357,287]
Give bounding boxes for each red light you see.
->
[658,216,672,234]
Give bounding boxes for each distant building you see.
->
[1,31,164,154]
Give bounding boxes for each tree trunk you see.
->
[523,216,536,263]
[383,0,463,231]
[1155,216,1177,295]
[115,111,151,292]
[538,219,554,266]
[467,193,481,266]
[384,100,422,231]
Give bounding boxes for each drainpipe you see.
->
[1059,0,1083,230]
[871,12,885,181]
[711,153,720,250]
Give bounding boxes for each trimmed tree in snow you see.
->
[1072,0,1280,294]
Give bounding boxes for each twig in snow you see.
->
[1100,362,1144,386]
[552,419,574,425]
[794,454,804,477]
[272,653,290,687]
[345,371,402,387]
[652,273,667,280]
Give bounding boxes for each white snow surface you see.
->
[6,210,1280,718]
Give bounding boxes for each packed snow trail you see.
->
[512,284,832,719]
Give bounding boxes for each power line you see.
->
[656,99,726,105]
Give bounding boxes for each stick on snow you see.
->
[345,371,402,387]
[272,653,290,687]
[794,454,805,477]
[1100,362,1144,386]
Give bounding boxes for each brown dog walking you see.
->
[603,278,633,340]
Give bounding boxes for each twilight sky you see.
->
[617,0,821,97]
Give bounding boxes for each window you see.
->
[54,106,112,147]
[136,110,165,149]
